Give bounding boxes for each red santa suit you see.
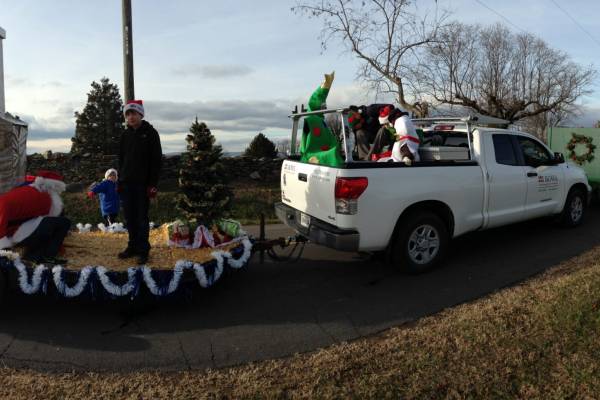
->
[0,172,65,249]
[391,115,420,163]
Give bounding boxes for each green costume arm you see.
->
[299,78,343,167]
[307,86,329,112]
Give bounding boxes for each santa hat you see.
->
[378,106,393,125]
[36,170,63,181]
[105,168,118,180]
[0,171,65,249]
[31,170,66,217]
[124,99,144,117]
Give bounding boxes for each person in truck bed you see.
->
[368,106,400,160]
[350,103,395,160]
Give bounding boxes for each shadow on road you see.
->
[1,208,599,371]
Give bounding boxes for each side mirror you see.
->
[554,152,565,164]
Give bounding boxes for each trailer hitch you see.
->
[251,214,308,263]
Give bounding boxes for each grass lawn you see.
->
[63,184,281,226]
[2,243,600,398]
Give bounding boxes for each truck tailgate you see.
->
[280,160,337,225]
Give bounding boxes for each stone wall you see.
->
[26,152,283,192]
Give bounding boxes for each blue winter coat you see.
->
[91,180,120,216]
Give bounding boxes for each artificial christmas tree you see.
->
[71,77,124,155]
[176,118,233,226]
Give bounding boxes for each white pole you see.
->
[0,26,5,116]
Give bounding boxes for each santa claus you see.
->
[0,171,71,263]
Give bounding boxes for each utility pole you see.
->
[0,26,6,115]
[122,0,134,102]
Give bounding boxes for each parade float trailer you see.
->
[0,223,253,300]
[0,26,277,302]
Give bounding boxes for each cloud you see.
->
[19,82,397,154]
[18,109,75,133]
[43,81,66,88]
[146,99,291,134]
[26,138,72,154]
[5,76,67,89]
[172,64,253,79]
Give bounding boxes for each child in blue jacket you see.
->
[88,168,120,225]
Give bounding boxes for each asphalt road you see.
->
[1,209,599,373]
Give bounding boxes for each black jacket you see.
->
[359,103,395,141]
[118,120,163,186]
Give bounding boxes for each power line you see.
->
[472,0,527,33]
[548,0,600,49]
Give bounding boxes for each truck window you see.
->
[444,136,469,147]
[492,134,518,165]
[516,136,552,167]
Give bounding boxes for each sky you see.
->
[1,0,599,154]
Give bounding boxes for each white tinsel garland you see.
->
[96,266,138,297]
[223,238,252,269]
[15,259,47,295]
[52,265,95,298]
[193,263,209,288]
[0,251,48,294]
[209,251,225,284]
[1,236,253,298]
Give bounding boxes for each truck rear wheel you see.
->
[391,212,449,274]
[560,188,586,227]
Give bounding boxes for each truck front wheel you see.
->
[560,188,586,227]
[391,212,449,274]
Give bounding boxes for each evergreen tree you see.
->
[71,77,124,155]
[176,119,233,225]
[244,133,278,158]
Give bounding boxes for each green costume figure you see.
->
[299,72,344,167]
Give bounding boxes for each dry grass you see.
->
[2,246,600,399]
[14,228,241,271]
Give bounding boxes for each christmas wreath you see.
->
[566,133,596,165]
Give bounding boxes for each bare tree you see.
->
[293,0,447,117]
[422,22,596,126]
[516,103,581,141]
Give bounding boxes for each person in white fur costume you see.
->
[0,170,71,264]
[391,111,420,165]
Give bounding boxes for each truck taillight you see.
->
[335,177,368,215]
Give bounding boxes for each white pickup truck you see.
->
[275,111,591,273]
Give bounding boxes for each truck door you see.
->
[515,136,564,218]
[484,134,528,228]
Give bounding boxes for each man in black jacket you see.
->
[118,99,162,264]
